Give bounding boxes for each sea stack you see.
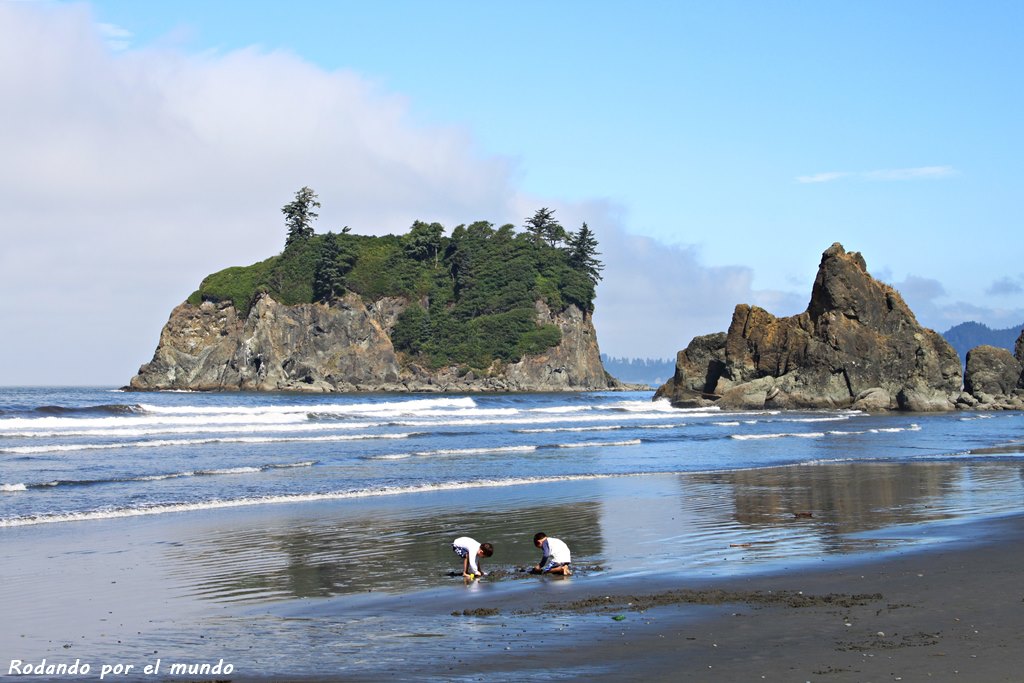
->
[959,329,1024,410]
[129,294,614,393]
[655,243,963,411]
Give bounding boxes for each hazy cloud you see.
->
[889,274,1024,333]
[568,200,801,359]
[986,276,1024,296]
[797,166,957,184]
[892,275,948,302]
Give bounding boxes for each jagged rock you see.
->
[964,345,1021,396]
[960,334,1024,408]
[129,293,618,393]
[655,332,727,407]
[656,243,962,411]
[852,387,893,411]
[955,391,979,408]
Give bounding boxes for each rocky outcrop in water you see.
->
[129,293,618,393]
[655,243,963,411]
[958,332,1024,410]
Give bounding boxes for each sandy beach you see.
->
[4,460,1024,681]
[415,512,1024,682]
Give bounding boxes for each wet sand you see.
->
[423,512,1024,681]
[4,462,1024,681]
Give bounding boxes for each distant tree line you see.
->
[190,187,604,371]
[942,321,1024,366]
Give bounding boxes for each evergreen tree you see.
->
[566,222,603,285]
[402,221,445,267]
[313,231,356,301]
[524,207,566,247]
[282,186,320,248]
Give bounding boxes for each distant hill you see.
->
[942,322,1023,366]
[601,355,674,387]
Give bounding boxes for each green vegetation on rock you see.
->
[188,188,603,370]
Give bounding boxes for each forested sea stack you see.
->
[130,188,619,393]
[655,243,963,411]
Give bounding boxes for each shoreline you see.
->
[4,460,1024,681]
[262,511,1024,681]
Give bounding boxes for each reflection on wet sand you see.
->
[163,497,605,603]
[161,461,1024,604]
[690,461,1024,530]
[671,462,1024,566]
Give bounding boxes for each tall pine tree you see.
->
[282,186,320,248]
[567,222,603,285]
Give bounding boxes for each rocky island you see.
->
[129,189,619,393]
[656,243,1024,411]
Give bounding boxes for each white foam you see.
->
[1,483,27,492]
[196,466,262,475]
[23,461,317,489]
[555,439,642,448]
[139,396,478,416]
[0,412,311,431]
[0,397,484,434]
[826,424,922,437]
[600,398,687,413]
[515,425,623,434]
[1,432,416,455]
[0,421,378,439]
[731,432,826,441]
[736,423,921,441]
[527,406,594,414]
[409,445,538,458]
[135,471,196,482]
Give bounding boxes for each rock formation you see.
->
[655,243,963,411]
[129,292,617,393]
[958,331,1024,410]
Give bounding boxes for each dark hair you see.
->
[480,542,494,557]
[533,532,546,543]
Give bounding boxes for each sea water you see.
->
[4,387,1020,528]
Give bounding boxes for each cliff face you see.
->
[129,293,615,393]
[655,243,963,411]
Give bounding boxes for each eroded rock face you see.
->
[964,345,1021,396]
[959,336,1024,410]
[655,243,963,411]
[129,293,616,393]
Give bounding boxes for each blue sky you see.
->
[1,1,1022,384]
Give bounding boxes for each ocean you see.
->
[6,387,1019,528]
[2,387,1023,679]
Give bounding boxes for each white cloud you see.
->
[797,166,957,184]
[0,2,520,384]
[0,2,814,382]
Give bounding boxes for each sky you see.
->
[1,0,1022,385]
